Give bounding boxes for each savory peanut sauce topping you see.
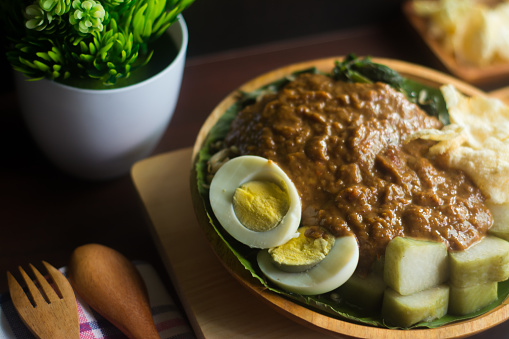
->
[224,73,493,273]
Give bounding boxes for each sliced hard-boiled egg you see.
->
[269,226,336,273]
[257,233,359,295]
[209,155,301,248]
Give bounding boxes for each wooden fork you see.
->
[7,261,80,339]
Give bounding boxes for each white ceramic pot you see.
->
[14,16,188,180]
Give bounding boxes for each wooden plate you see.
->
[189,57,509,338]
[402,0,509,85]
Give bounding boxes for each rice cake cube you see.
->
[382,285,449,328]
[450,236,509,287]
[337,271,386,313]
[449,281,498,315]
[384,237,448,295]
[486,201,509,241]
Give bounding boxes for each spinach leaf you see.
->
[332,53,405,91]
[332,53,449,125]
[403,78,450,125]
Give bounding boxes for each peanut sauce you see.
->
[224,73,493,273]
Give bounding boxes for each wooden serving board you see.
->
[131,148,340,338]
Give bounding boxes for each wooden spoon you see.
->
[67,243,160,339]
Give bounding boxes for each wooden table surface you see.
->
[1,17,508,338]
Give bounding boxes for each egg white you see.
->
[209,155,301,248]
[257,235,359,295]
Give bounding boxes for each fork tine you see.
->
[6,271,30,306]
[42,261,75,301]
[30,263,60,303]
[19,266,47,307]
[8,262,80,339]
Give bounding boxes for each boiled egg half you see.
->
[209,155,301,248]
[257,227,359,295]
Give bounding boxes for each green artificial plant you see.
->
[1,0,194,86]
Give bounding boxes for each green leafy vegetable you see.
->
[332,53,405,91]
[333,54,450,125]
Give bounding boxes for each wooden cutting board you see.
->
[131,147,340,338]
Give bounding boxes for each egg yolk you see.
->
[269,226,335,272]
[232,180,289,232]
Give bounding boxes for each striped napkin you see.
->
[0,261,195,339]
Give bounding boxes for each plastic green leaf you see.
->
[98,41,114,55]
[125,34,133,53]
[40,0,56,12]
[152,10,173,33]
[92,35,100,47]
[109,17,118,31]
[153,22,171,38]
[142,18,152,37]
[36,52,52,62]
[144,1,154,19]
[47,50,61,63]
[69,0,105,34]
[19,57,37,68]
[80,54,94,62]
[34,60,50,72]
[79,40,89,53]
[53,0,72,16]
[40,0,71,16]
[132,3,147,32]
[25,4,53,31]
[89,42,96,54]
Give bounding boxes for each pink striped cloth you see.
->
[0,261,195,339]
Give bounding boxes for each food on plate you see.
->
[449,236,509,287]
[335,268,386,313]
[382,284,450,327]
[413,0,509,67]
[257,232,359,295]
[449,281,498,315]
[428,85,509,205]
[486,201,509,240]
[267,226,336,273]
[379,235,509,326]
[384,237,448,296]
[208,155,301,248]
[194,55,509,329]
[222,62,490,275]
[446,236,509,316]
